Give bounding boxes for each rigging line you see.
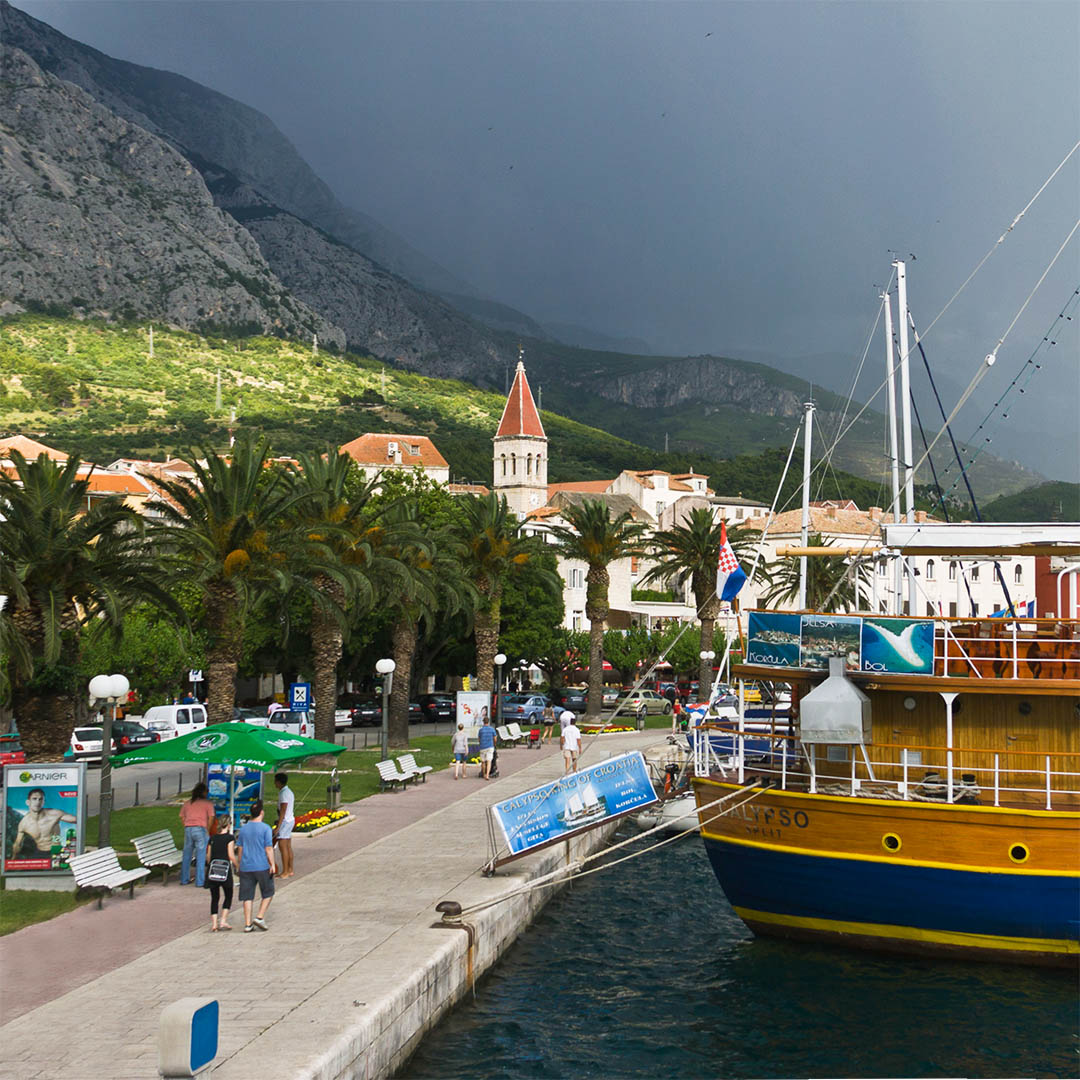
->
[832,284,892,454]
[909,313,1016,618]
[918,140,1080,343]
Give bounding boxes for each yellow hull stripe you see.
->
[735,905,1080,956]
[693,777,1080,819]
[701,827,1080,877]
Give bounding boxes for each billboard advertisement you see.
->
[861,618,935,675]
[207,764,263,826]
[800,614,862,671]
[2,762,86,875]
[491,751,657,856]
[746,612,802,668]
[456,691,491,728]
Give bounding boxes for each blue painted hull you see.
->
[702,834,1080,965]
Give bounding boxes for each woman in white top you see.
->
[451,724,470,779]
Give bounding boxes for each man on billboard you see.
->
[12,788,77,857]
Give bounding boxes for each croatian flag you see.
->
[716,521,747,602]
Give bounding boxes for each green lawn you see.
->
[0,880,92,935]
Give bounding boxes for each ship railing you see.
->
[934,617,1080,681]
[691,724,1080,810]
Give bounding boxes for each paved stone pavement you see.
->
[0,731,664,1079]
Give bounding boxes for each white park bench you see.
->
[396,753,432,782]
[507,722,531,745]
[132,829,184,883]
[376,758,415,792]
[70,847,151,908]
[496,725,524,747]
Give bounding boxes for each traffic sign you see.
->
[288,682,312,710]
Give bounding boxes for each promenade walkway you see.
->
[0,731,662,1079]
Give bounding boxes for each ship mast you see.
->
[882,290,903,615]
[895,260,918,615]
[798,399,815,609]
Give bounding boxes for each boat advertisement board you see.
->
[861,617,935,674]
[800,614,861,670]
[746,612,935,675]
[456,691,491,728]
[492,751,657,856]
[2,762,86,877]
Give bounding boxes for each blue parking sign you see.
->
[289,682,312,710]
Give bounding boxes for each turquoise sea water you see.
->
[404,832,1078,1079]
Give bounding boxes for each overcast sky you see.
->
[21,1,1080,479]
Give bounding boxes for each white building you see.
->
[340,433,450,486]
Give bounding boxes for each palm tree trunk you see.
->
[473,594,501,691]
[206,582,241,726]
[388,615,417,748]
[699,615,715,702]
[310,579,345,746]
[13,683,74,761]
[584,566,609,721]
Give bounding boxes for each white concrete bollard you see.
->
[158,997,219,1077]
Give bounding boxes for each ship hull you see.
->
[694,779,1080,967]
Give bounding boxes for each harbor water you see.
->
[404,829,1078,1079]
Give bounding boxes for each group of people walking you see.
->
[450,711,583,780]
[178,772,296,933]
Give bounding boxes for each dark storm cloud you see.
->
[19,1,1080,477]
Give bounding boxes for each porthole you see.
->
[882,833,902,853]
[1009,843,1029,864]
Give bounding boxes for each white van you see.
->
[266,709,313,738]
[140,703,209,740]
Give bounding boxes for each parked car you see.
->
[232,706,270,728]
[502,694,563,724]
[408,702,424,723]
[266,709,313,738]
[549,686,587,713]
[676,680,700,703]
[615,689,672,715]
[417,694,454,722]
[349,696,382,727]
[140,703,208,740]
[112,720,159,751]
[68,726,115,762]
[0,731,26,781]
[601,687,621,708]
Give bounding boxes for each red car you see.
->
[0,731,26,780]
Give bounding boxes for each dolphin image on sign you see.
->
[869,622,925,668]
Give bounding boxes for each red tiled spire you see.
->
[495,359,545,439]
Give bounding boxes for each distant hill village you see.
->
[1,360,1049,641]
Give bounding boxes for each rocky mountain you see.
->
[199,158,505,374]
[0,45,343,345]
[0,0,471,299]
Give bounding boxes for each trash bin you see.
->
[326,778,341,811]
[636,714,646,731]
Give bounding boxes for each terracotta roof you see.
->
[340,433,449,470]
[623,469,693,492]
[747,507,900,538]
[525,505,563,520]
[495,361,545,439]
[550,490,652,522]
[547,479,612,498]
[0,435,67,461]
[447,482,490,496]
[84,472,153,496]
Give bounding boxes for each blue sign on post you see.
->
[206,764,262,826]
[491,751,657,857]
[288,682,312,711]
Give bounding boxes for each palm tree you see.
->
[453,494,541,691]
[642,510,758,699]
[762,532,867,612]
[150,437,310,726]
[289,451,385,745]
[0,451,176,758]
[547,499,648,719]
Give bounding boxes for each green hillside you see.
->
[0,314,950,509]
[983,481,1080,522]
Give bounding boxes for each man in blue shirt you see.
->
[235,799,275,932]
[477,715,497,780]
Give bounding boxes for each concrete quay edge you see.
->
[0,731,668,1080]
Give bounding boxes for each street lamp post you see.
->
[494,653,507,728]
[88,672,130,848]
[376,658,395,761]
[699,649,717,703]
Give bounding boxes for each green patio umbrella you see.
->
[111,722,344,823]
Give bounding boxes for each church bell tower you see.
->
[493,349,547,518]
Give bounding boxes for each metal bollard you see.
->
[157,776,162,801]
[351,731,356,750]
[134,781,140,807]
[178,771,183,795]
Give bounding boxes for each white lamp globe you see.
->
[108,673,131,700]
[494,653,507,667]
[89,675,113,700]
[699,650,708,660]
[375,658,396,675]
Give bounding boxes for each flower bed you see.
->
[294,808,350,834]
[579,725,635,734]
